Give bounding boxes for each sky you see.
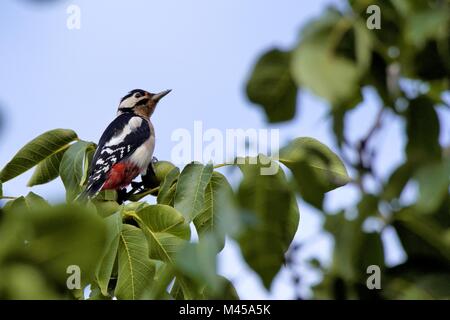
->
[1,0,449,299]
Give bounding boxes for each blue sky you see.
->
[1,0,449,299]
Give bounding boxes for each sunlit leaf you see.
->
[157,167,180,205]
[279,137,350,208]
[194,172,238,251]
[237,155,300,289]
[174,163,213,222]
[60,140,96,201]
[27,146,68,187]
[133,204,191,263]
[114,224,156,300]
[0,129,78,182]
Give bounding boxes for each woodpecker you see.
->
[81,88,171,199]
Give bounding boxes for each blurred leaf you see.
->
[414,160,450,213]
[194,172,238,252]
[246,49,298,122]
[405,9,449,48]
[325,211,384,284]
[141,263,175,299]
[27,146,68,187]
[291,12,371,106]
[0,181,2,197]
[279,137,350,208]
[157,167,179,205]
[394,208,450,263]
[95,190,117,202]
[81,144,95,187]
[60,141,96,201]
[95,212,122,296]
[114,224,156,300]
[412,40,450,81]
[133,204,191,262]
[237,155,300,288]
[174,234,221,295]
[406,96,441,164]
[0,264,60,299]
[385,259,450,299]
[0,129,78,182]
[382,162,413,201]
[9,204,107,287]
[201,276,239,300]
[174,163,213,222]
[395,273,450,299]
[354,20,373,71]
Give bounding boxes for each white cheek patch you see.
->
[119,96,139,109]
[105,117,143,146]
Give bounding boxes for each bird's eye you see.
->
[135,93,142,98]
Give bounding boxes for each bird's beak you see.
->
[152,89,172,102]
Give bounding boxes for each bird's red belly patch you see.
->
[102,162,140,190]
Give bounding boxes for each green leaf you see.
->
[354,19,373,71]
[406,96,441,164]
[157,167,180,205]
[133,204,191,263]
[201,276,240,300]
[394,208,450,263]
[27,146,68,187]
[0,264,60,299]
[0,129,78,182]
[81,144,95,187]
[115,224,156,300]
[88,284,112,300]
[279,137,350,208]
[414,161,450,214]
[325,211,384,283]
[60,141,96,201]
[382,163,413,201]
[174,234,221,295]
[246,49,298,123]
[0,181,2,198]
[291,17,360,105]
[194,172,238,251]
[237,155,300,289]
[13,204,107,286]
[405,9,449,48]
[95,212,122,296]
[174,163,213,222]
[95,190,118,202]
[5,192,50,212]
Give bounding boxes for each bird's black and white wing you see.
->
[83,113,152,197]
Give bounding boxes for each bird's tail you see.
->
[75,181,103,203]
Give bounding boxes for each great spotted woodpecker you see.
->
[81,89,171,199]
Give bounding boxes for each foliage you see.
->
[245,0,450,299]
[1,0,448,300]
[0,125,348,299]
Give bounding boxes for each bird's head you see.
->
[117,89,171,118]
